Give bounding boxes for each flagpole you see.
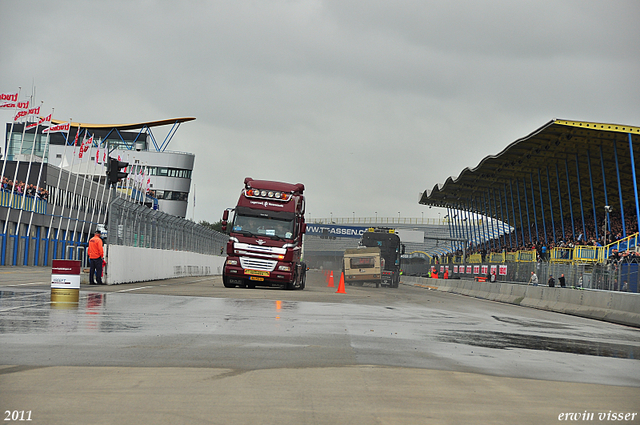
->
[3,93,34,236]
[86,137,104,231]
[26,108,54,252]
[47,119,72,241]
[0,87,21,198]
[64,128,86,251]
[95,138,110,227]
[73,132,93,245]
[79,136,99,239]
[15,101,45,240]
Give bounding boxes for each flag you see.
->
[43,122,70,133]
[79,135,92,159]
[78,131,87,158]
[14,105,40,121]
[26,114,52,130]
[0,92,18,103]
[0,99,29,109]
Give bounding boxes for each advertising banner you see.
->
[305,223,368,239]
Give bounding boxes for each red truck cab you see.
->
[222,177,307,290]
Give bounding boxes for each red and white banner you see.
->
[499,265,507,276]
[43,122,70,133]
[0,99,29,109]
[0,92,18,103]
[26,114,52,129]
[79,135,93,158]
[14,106,41,121]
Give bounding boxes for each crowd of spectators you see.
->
[1,175,48,200]
[444,210,639,264]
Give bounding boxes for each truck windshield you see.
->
[232,213,295,240]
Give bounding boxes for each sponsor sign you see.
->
[453,265,458,273]
[52,260,81,275]
[51,259,81,290]
[499,265,508,276]
[51,274,81,289]
[305,224,368,239]
[473,265,480,274]
[466,265,472,274]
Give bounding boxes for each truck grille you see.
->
[240,257,277,272]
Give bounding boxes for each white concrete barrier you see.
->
[105,245,225,284]
[402,276,640,327]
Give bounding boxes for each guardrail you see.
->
[0,189,47,214]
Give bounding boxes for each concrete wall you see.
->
[104,245,225,284]
[402,276,640,328]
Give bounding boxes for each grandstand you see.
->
[418,119,639,292]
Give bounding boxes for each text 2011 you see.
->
[4,411,32,421]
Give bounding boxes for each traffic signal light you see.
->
[107,157,129,185]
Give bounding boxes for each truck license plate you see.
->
[245,270,270,276]
[250,276,264,281]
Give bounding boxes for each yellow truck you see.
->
[343,247,384,288]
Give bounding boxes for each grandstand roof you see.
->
[420,119,640,237]
[50,117,196,130]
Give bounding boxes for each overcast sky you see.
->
[2,1,639,223]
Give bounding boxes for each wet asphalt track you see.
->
[1,267,639,424]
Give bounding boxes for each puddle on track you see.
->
[438,330,639,359]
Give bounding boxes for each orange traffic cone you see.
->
[327,271,335,288]
[336,272,346,294]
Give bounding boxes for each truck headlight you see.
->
[227,259,238,266]
[278,265,291,272]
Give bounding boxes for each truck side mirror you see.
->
[222,210,229,232]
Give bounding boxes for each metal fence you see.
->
[402,258,639,293]
[107,196,227,256]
